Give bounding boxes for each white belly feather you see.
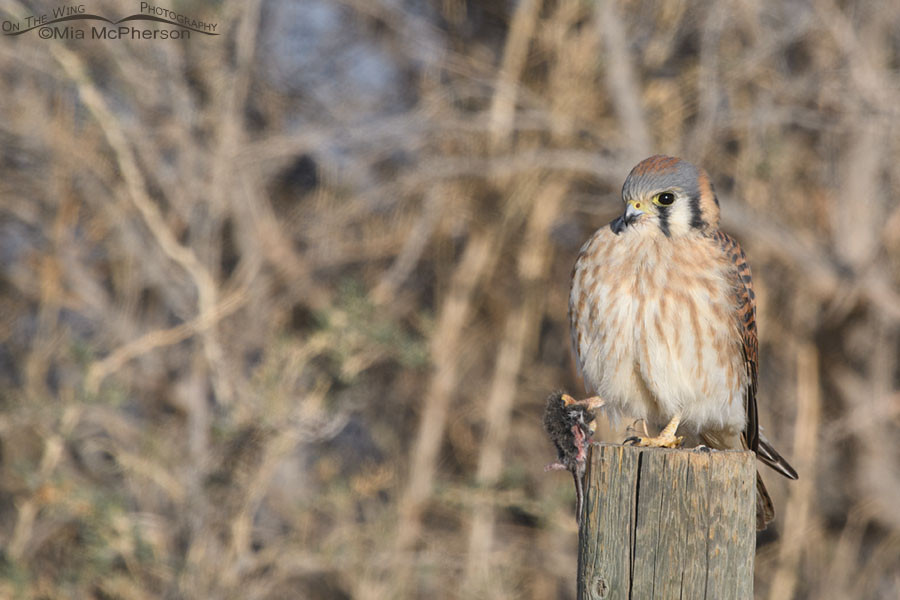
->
[570,223,747,435]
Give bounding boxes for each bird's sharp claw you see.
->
[623,433,684,448]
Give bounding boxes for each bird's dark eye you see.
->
[653,192,676,207]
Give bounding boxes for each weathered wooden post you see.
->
[577,443,755,599]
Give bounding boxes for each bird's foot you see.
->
[624,432,684,448]
[624,414,683,448]
[625,419,651,439]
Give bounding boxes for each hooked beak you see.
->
[624,200,646,225]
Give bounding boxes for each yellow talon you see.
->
[626,414,683,448]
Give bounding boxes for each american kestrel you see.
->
[568,155,797,530]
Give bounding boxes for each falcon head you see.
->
[611,155,720,238]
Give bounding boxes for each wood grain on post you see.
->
[577,443,755,600]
